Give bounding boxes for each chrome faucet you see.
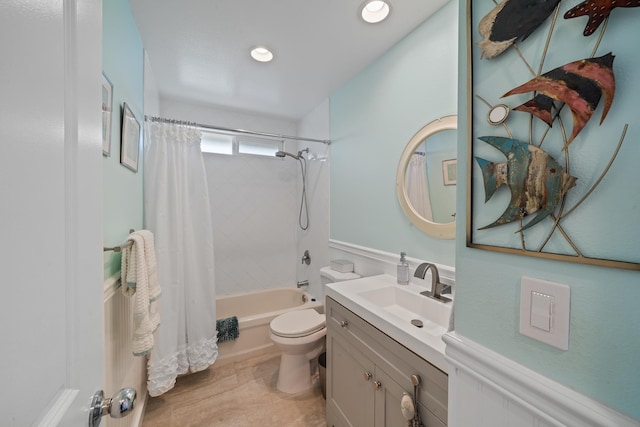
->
[413,263,451,303]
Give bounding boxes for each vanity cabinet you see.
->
[326,297,448,427]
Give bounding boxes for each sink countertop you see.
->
[325,274,451,373]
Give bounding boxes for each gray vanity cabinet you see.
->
[326,297,448,427]
[326,332,376,426]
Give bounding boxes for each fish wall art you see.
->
[477,0,561,59]
[564,0,640,36]
[468,0,638,269]
[503,53,616,144]
[475,136,577,231]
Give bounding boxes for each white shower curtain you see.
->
[144,120,218,396]
[406,153,433,221]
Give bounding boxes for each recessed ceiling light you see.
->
[361,1,390,24]
[250,46,274,63]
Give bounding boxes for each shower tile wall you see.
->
[296,141,331,301]
[204,153,299,296]
[297,100,332,302]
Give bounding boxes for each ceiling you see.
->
[129,0,449,121]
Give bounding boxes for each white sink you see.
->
[357,285,450,334]
[325,274,452,373]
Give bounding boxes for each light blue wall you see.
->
[102,0,145,277]
[330,1,458,266]
[456,0,640,420]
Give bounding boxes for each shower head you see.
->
[275,148,309,160]
[275,150,299,159]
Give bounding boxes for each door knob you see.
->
[88,388,137,427]
[372,380,382,390]
[339,320,348,328]
[363,371,372,381]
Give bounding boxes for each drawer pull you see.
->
[372,381,382,390]
[339,320,348,328]
[363,371,372,381]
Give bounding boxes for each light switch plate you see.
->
[530,291,552,332]
[520,276,570,350]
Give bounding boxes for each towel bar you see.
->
[103,229,136,252]
[103,240,133,252]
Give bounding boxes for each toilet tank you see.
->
[320,266,361,286]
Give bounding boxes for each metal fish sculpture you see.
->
[514,94,556,127]
[478,0,561,59]
[564,0,640,36]
[475,136,577,231]
[503,53,615,144]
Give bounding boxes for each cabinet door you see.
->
[374,368,446,427]
[327,332,376,427]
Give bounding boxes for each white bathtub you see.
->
[215,287,323,365]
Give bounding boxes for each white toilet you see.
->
[269,267,361,393]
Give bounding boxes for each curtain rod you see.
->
[144,115,331,145]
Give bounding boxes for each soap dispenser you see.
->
[397,252,410,285]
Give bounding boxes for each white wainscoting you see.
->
[444,332,640,427]
[104,275,148,427]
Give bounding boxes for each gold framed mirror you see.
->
[396,115,457,239]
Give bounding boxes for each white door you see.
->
[0,1,105,426]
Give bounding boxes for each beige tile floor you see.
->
[141,350,327,427]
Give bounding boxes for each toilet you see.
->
[269,266,361,393]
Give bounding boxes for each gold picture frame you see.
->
[465,0,639,271]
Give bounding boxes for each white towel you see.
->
[121,230,162,356]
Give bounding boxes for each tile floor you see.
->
[141,350,326,427]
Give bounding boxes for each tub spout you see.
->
[414,263,451,303]
[297,280,309,288]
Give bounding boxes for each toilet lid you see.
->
[270,309,326,338]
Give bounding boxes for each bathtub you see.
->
[215,287,323,365]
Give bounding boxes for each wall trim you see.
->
[103,272,120,302]
[328,239,455,284]
[444,332,640,427]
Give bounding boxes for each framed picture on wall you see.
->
[120,103,140,172]
[465,0,640,270]
[442,159,456,186]
[101,72,113,157]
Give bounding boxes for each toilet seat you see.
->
[270,309,326,338]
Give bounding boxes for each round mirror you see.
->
[396,115,457,239]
